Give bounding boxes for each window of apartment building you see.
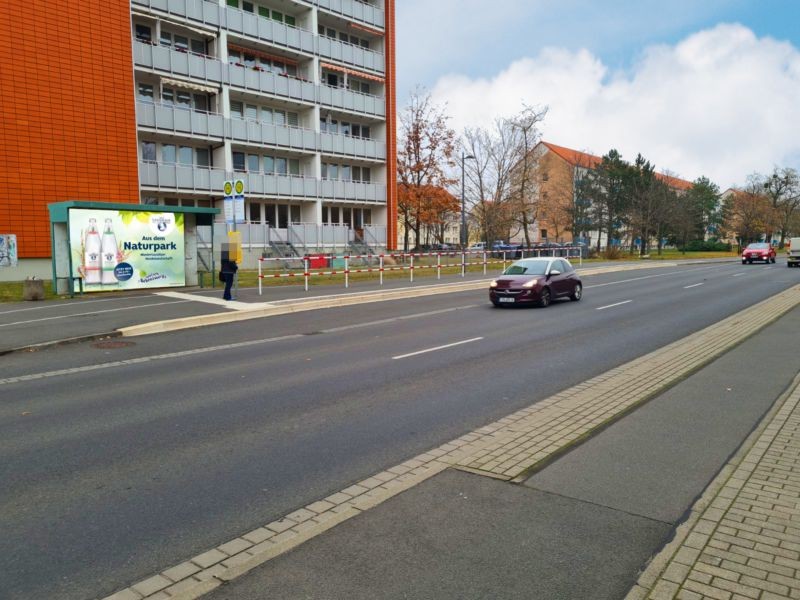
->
[291,205,301,223]
[178,146,193,165]
[277,204,288,228]
[227,0,296,26]
[232,151,246,172]
[322,162,370,182]
[135,24,152,43]
[141,141,156,162]
[230,101,244,119]
[323,71,371,95]
[317,25,369,49]
[138,83,154,103]
[162,86,210,111]
[247,154,260,172]
[162,144,177,164]
[320,117,370,138]
[196,148,210,167]
[540,229,548,240]
[263,204,275,226]
[249,202,261,222]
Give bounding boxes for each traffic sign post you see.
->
[222,179,246,299]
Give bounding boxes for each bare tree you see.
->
[760,167,800,247]
[723,175,774,245]
[507,106,547,247]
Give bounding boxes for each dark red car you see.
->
[742,243,776,264]
[490,257,582,308]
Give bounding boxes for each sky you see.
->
[396,0,800,190]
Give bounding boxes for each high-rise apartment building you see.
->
[0,0,396,280]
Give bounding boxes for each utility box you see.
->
[788,237,800,268]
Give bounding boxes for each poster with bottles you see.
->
[68,209,185,292]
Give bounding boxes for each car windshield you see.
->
[747,243,769,249]
[504,260,549,276]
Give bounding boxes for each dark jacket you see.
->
[221,259,238,275]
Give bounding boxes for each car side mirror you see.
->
[549,269,561,276]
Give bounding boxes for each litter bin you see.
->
[307,255,327,269]
[23,277,45,301]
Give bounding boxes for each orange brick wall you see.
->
[384,0,397,250]
[0,0,140,258]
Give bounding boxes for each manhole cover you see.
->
[92,340,136,349]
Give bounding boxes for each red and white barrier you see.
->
[257,247,585,295]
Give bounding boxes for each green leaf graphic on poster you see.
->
[139,270,147,277]
[175,213,184,229]
[136,213,151,224]
[119,212,136,226]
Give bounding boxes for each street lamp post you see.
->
[461,151,475,248]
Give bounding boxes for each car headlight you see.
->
[522,278,538,288]
[490,280,498,288]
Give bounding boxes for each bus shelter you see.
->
[48,201,218,295]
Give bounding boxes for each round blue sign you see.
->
[114,262,134,282]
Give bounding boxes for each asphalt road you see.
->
[0,259,796,599]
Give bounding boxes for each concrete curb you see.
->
[119,262,687,338]
[0,331,122,357]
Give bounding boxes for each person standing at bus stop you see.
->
[220,255,238,301]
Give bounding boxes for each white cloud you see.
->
[429,24,800,189]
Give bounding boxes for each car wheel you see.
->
[570,283,582,301]
[491,301,500,307]
[747,259,752,264]
[538,287,551,308]
[772,257,776,263]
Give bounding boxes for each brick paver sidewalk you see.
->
[629,372,800,600]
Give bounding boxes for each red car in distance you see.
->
[490,257,582,308]
[742,243,776,264]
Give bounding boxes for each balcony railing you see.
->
[136,102,386,160]
[315,0,385,30]
[139,161,386,203]
[136,102,225,138]
[134,42,385,117]
[131,0,385,74]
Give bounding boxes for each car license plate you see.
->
[499,297,515,303]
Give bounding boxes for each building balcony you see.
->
[131,0,385,74]
[316,0,385,30]
[139,161,386,203]
[133,43,386,118]
[136,102,225,139]
[316,31,384,74]
[136,102,386,160]
[319,131,385,161]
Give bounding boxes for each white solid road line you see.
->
[155,291,269,311]
[596,300,632,311]
[732,273,746,277]
[0,300,193,328]
[584,265,720,289]
[392,337,483,360]
[684,282,705,289]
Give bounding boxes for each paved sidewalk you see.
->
[629,373,800,600]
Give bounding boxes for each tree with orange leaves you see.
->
[397,90,457,251]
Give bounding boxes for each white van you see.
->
[788,238,800,268]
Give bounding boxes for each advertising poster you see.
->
[0,234,18,267]
[69,209,185,292]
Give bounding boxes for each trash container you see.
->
[307,255,327,269]
[23,277,45,301]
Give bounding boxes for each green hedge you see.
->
[679,240,732,252]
